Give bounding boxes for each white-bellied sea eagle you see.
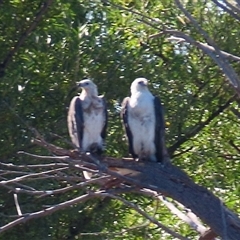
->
[121,77,168,162]
[67,79,107,178]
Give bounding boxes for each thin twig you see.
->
[5,175,110,197]
[18,151,70,160]
[0,191,101,234]
[13,194,22,216]
[103,192,191,240]
[0,167,68,184]
[0,162,68,169]
[159,196,206,234]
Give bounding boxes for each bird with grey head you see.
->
[67,79,108,179]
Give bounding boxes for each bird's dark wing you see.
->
[100,96,108,140]
[121,97,137,159]
[154,96,168,162]
[67,96,84,149]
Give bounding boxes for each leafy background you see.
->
[0,0,240,239]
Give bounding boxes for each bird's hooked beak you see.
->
[77,82,84,88]
[67,82,82,98]
[68,85,78,96]
[139,79,148,86]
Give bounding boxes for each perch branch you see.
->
[1,137,240,239]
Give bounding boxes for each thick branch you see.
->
[3,138,240,239]
[162,34,240,62]
[98,158,240,240]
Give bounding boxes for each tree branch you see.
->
[162,34,240,62]
[0,167,68,184]
[12,138,240,239]
[212,0,240,21]
[107,0,240,96]
[168,95,236,155]
[0,0,54,77]
[1,127,240,239]
[0,191,98,233]
[104,192,190,240]
[13,193,22,216]
[159,196,206,234]
[174,0,240,95]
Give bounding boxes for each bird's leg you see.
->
[89,142,103,155]
[149,154,158,162]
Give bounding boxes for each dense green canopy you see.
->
[1,0,240,239]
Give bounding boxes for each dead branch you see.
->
[0,191,98,233]
[212,0,240,21]
[163,35,240,62]
[0,129,239,239]
[106,0,240,96]
[4,138,239,239]
[174,0,240,96]
[0,167,68,184]
[159,196,206,234]
[103,192,190,240]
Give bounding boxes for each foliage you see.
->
[0,0,240,239]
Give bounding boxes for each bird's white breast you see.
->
[128,91,156,157]
[81,95,105,151]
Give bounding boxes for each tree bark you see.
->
[96,157,240,240]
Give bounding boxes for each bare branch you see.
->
[212,0,240,21]
[163,35,240,62]
[1,136,240,239]
[17,151,70,160]
[0,191,99,233]
[223,0,240,14]
[159,196,206,234]
[137,188,210,237]
[18,151,99,174]
[174,0,240,95]
[13,194,22,216]
[103,192,190,240]
[0,162,68,169]
[3,176,109,197]
[31,138,80,157]
[0,167,68,184]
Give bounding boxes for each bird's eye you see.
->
[86,82,89,85]
[138,81,143,84]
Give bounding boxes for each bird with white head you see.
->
[121,77,168,162]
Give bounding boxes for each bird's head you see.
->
[130,78,149,94]
[77,79,98,96]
